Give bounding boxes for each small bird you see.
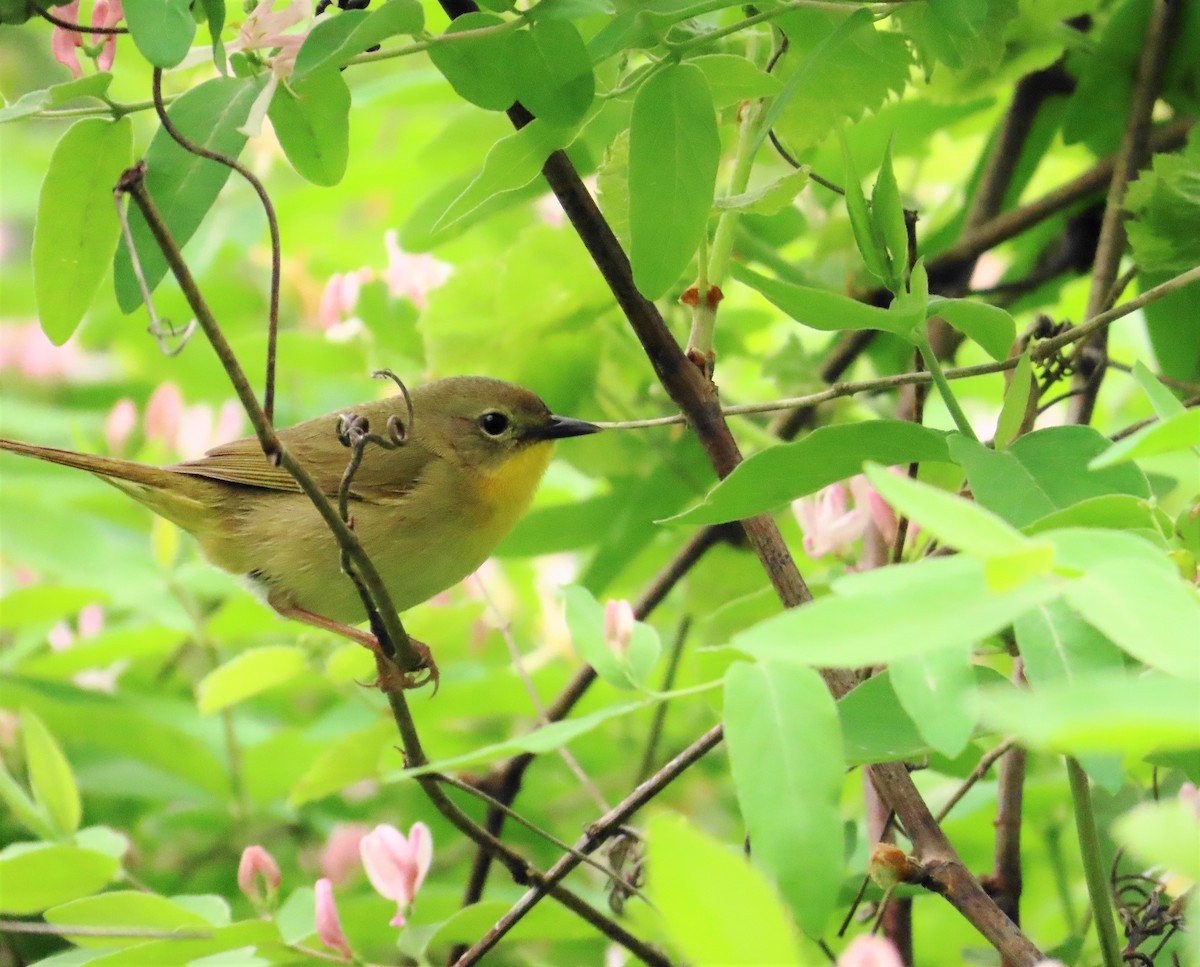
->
[0,376,600,673]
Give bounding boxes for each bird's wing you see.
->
[171,398,438,502]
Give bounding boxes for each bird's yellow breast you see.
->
[471,441,555,524]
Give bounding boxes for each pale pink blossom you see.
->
[382,231,451,309]
[51,0,83,78]
[77,603,104,639]
[0,711,20,750]
[320,823,368,886]
[105,398,137,453]
[238,845,282,905]
[91,0,123,71]
[317,268,372,335]
[1179,782,1200,820]
[231,0,312,138]
[360,822,432,927]
[314,878,352,959]
[72,660,126,693]
[48,622,74,652]
[145,383,185,448]
[793,470,902,562]
[837,935,904,967]
[604,599,635,656]
[0,323,101,381]
[176,405,215,461]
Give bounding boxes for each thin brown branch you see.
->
[1070,1,1177,425]
[34,2,128,32]
[150,69,282,425]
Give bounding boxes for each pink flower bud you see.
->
[1180,781,1200,820]
[77,603,104,639]
[604,599,635,656]
[214,400,244,448]
[314,878,352,960]
[837,935,904,967]
[360,822,432,928]
[105,398,137,453]
[237,845,281,905]
[320,823,369,886]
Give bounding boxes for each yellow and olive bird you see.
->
[0,376,600,653]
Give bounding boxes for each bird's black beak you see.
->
[527,415,603,440]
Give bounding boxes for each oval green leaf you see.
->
[926,296,1016,361]
[427,12,519,111]
[113,76,268,312]
[196,645,308,714]
[0,844,118,914]
[45,891,212,948]
[22,708,80,837]
[629,63,720,300]
[1088,408,1200,468]
[724,661,844,936]
[268,70,351,187]
[512,19,594,126]
[33,117,133,344]
[666,421,951,526]
[122,0,196,67]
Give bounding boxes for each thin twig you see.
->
[934,739,1018,824]
[0,920,209,939]
[635,616,691,785]
[150,69,282,425]
[33,2,128,32]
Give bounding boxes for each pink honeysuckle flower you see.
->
[320,823,369,886]
[77,603,104,639]
[48,621,74,652]
[317,268,373,337]
[1180,781,1200,820]
[848,473,900,547]
[836,935,904,967]
[382,230,451,309]
[314,877,352,959]
[105,397,137,453]
[793,470,904,562]
[0,322,99,381]
[231,0,312,138]
[604,599,635,656]
[51,0,83,78]
[360,822,432,928]
[91,0,124,71]
[72,660,127,693]
[237,844,282,905]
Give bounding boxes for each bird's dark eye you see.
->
[479,411,509,436]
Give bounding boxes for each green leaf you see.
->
[925,297,1016,361]
[1131,360,1187,419]
[628,62,720,300]
[837,670,929,765]
[45,892,212,948]
[0,73,114,124]
[113,76,269,312]
[871,136,909,284]
[691,53,782,108]
[33,118,133,345]
[898,0,1016,73]
[732,264,919,338]
[1140,268,1200,382]
[714,168,810,216]
[667,421,951,526]
[0,844,118,914]
[1023,494,1171,538]
[562,585,662,691]
[863,461,1055,591]
[268,70,351,187]
[197,0,226,72]
[730,556,1055,667]
[121,0,196,68]
[994,352,1033,450]
[1113,799,1200,880]
[889,643,976,757]
[289,721,393,806]
[435,120,575,232]
[1135,129,1200,251]
[949,427,1150,528]
[427,12,519,111]
[0,763,55,840]
[196,645,308,714]
[724,662,843,936]
[1014,601,1128,689]
[22,708,80,838]
[512,19,594,126]
[1060,557,1200,680]
[293,1,424,78]
[775,8,911,154]
[975,671,1200,757]
[837,126,890,282]
[88,922,279,965]
[647,812,802,966]
[1088,409,1200,468]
